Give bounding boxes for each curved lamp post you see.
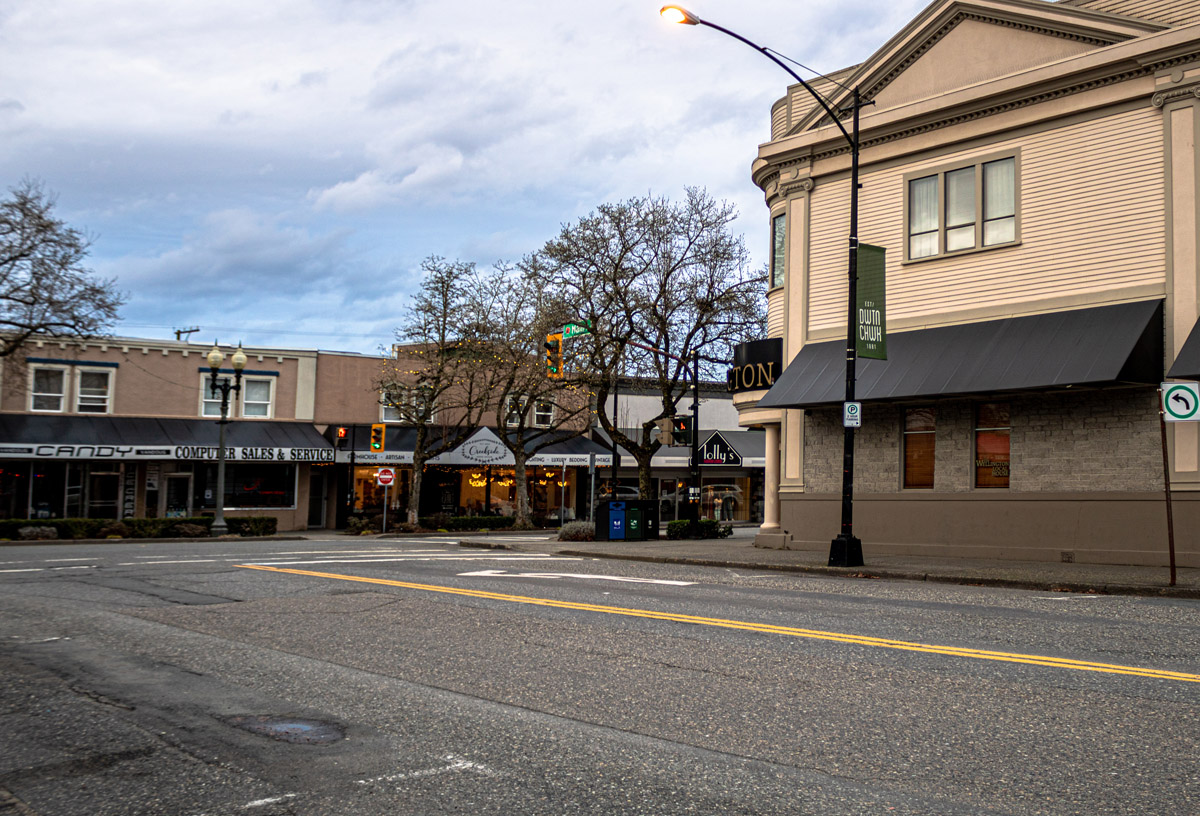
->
[206,342,247,536]
[662,5,866,567]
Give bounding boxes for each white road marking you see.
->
[356,755,497,785]
[245,556,581,566]
[458,569,696,586]
[116,559,220,565]
[0,568,43,573]
[242,793,298,808]
[45,557,100,562]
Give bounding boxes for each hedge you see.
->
[417,514,517,531]
[0,515,278,540]
[665,519,733,540]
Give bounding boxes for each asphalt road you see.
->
[1,535,1197,815]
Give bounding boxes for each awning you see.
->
[1168,318,1200,378]
[758,300,1163,409]
[595,428,766,469]
[0,415,334,462]
[332,425,613,466]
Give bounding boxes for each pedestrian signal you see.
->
[671,415,693,447]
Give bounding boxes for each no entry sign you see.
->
[376,467,396,486]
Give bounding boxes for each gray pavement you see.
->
[436,524,1200,599]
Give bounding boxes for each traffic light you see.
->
[369,423,385,451]
[544,332,563,379]
[335,426,348,448]
[671,414,693,447]
[655,417,673,444]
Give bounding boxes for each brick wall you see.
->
[803,387,1161,494]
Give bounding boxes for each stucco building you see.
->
[737,0,1200,566]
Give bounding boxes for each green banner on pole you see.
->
[856,243,887,360]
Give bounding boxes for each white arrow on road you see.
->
[458,569,695,586]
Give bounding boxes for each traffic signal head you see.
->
[369,423,385,451]
[655,417,673,444]
[544,332,563,379]
[671,414,693,447]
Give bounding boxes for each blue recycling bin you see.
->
[608,501,626,540]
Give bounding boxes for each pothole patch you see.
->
[226,715,344,744]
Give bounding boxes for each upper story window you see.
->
[200,375,223,418]
[31,367,66,412]
[75,369,112,414]
[241,378,273,418]
[907,154,1018,261]
[770,212,786,289]
[506,396,526,427]
[381,386,435,423]
[533,400,554,428]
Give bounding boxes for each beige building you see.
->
[739,0,1200,566]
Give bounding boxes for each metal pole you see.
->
[691,351,701,523]
[382,482,388,533]
[560,462,567,527]
[1159,394,1178,587]
[829,86,865,568]
[213,400,228,536]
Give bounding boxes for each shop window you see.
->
[974,402,1011,489]
[241,378,273,418]
[197,463,296,509]
[906,154,1017,260]
[903,407,936,489]
[76,369,112,414]
[30,367,66,412]
[770,212,786,289]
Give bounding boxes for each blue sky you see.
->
[0,0,928,354]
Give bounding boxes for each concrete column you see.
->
[755,423,787,549]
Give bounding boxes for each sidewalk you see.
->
[455,527,1200,599]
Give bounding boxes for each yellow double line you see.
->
[236,564,1200,684]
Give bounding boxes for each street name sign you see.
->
[1162,382,1200,422]
[563,321,592,340]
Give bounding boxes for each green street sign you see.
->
[563,321,592,340]
[856,243,887,361]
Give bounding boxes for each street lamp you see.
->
[662,5,866,567]
[206,342,247,536]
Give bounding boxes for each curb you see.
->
[552,549,1200,600]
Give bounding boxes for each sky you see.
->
[0,0,929,355]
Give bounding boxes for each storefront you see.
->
[0,415,333,530]
[331,426,612,525]
[600,429,766,524]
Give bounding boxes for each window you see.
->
[76,370,112,414]
[533,400,554,427]
[974,402,1010,489]
[506,396,526,427]
[381,386,434,423]
[196,463,296,509]
[241,378,273,418]
[903,407,936,489]
[200,375,223,417]
[907,155,1017,260]
[770,213,786,288]
[31,368,65,412]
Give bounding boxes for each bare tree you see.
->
[0,179,123,356]
[465,262,595,529]
[535,188,765,498]
[379,256,494,526]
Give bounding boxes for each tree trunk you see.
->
[511,453,533,530]
[408,457,424,526]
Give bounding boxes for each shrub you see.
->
[167,522,209,538]
[98,522,132,539]
[18,526,58,541]
[417,515,516,532]
[226,517,277,537]
[344,515,377,535]
[558,521,595,541]
[666,520,691,540]
[665,519,733,540]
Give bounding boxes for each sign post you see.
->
[1157,382,1200,586]
[376,467,395,533]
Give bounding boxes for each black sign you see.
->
[699,431,742,466]
[726,338,783,393]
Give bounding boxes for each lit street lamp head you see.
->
[206,343,224,373]
[660,5,700,25]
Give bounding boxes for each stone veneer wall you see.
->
[803,387,1162,494]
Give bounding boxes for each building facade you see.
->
[738,0,1200,566]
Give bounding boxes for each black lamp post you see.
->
[662,5,865,566]
[206,342,247,536]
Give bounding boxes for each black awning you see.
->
[0,415,332,460]
[758,300,1163,409]
[1168,319,1200,378]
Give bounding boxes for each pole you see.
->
[382,482,389,533]
[588,453,596,523]
[1159,394,1178,587]
[560,462,567,527]
[213,405,228,535]
[829,86,865,568]
[691,351,701,523]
